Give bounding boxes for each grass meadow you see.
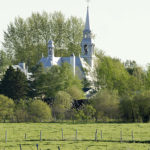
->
[0,123,150,150]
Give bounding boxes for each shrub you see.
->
[0,95,14,122]
[29,100,52,122]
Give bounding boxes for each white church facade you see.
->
[39,7,96,85]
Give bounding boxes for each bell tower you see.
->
[81,7,95,68]
[48,40,54,59]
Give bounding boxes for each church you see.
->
[39,7,96,86]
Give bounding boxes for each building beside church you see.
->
[13,63,32,79]
[39,7,96,87]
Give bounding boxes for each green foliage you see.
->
[124,60,146,91]
[96,56,147,96]
[96,56,130,95]
[120,91,150,122]
[82,104,96,121]
[53,91,72,120]
[66,86,85,100]
[0,95,14,122]
[92,89,120,122]
[28,63,45,98]
[33,63,83,98]
[28,100,52,122]
[14,100,29,122]
[0,66,28,100]
[0,50,11,79]
[3,12,84,69]
[145,64,150,89]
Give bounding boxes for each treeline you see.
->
[0,58,150,123]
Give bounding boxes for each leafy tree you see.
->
[14,100,29,122]
[0,66,28,100]
[66,86,84,100]
[124,60,146,90]
[0,95,14,122]
[145,64,150,90]
[28,100,52,122]
[96,56,130,95]
[124,60,137,75]
[34,63,83,98]
[3,12,84,69]
[96,56,145,96]
[120,95,139,122]
[120,90,150,123]
[92,89,120,122]
[82,104,96,121]
[53,91,72,120]
[0,50,11,79]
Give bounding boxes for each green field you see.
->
[0,123,150,150]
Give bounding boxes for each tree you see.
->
[28,100,52,122]
[82,104,96,121]
[0,66,28,100]
[0,95,14,122]
[0,50,11,79]
[33,63,83,98]
[95,56,145,96]
[3,12,84,69]
[14,99,29,122]
[145,64,150,90]
[28,63,45,98]
[66,86,84,100]
[120,95,139,122]
[92,89,120,122]
[124,60,146,91]
[96,56,130,96]
[53,91,72,120]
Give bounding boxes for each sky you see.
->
[0,0,150,67]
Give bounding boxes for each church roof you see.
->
[39,57,52,67]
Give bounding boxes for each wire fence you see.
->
[0,127,150,150]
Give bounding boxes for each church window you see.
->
[84,45,88,55]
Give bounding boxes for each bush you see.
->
[14,100,29,122]
[0,95,14,122]
[53,91,72,120]
[28,100,52,122]
[92,89,120,122]
[120,91,150,122]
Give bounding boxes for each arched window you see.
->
[84,45,88,55]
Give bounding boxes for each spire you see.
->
[84,6,91,31]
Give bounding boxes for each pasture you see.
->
[0,123,150,150]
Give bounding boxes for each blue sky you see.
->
[0,0,150,67]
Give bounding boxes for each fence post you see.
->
[19,144,22,150]
[95,129,98,141]
[62,128,63,141]
[101,130,103,140]
[75,129,77,140]
[25,133,26,140]
[132,130,134,142]
[5,130,7,143]
[36,144,38,150]
[120,130,122,142]
[40,131,42,141]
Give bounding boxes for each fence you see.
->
[0,127,150,150]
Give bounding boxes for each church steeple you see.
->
[81,6,95,68]
[84,7,91,32]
